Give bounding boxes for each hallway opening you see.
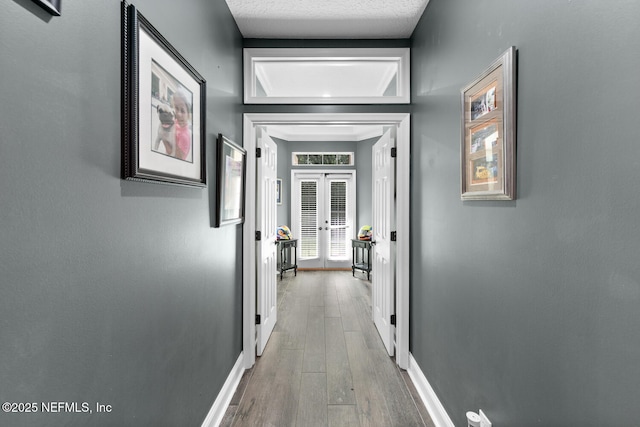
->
[243,113,411,370]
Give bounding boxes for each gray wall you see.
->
[0,1,243,426]
[410,1,640,426]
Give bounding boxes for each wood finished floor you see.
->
[221,271,434,427]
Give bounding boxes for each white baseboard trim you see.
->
[201,352,245,427]
[408,353,455,427]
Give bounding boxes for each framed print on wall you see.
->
[215,134,246,227]
[461,46,517,200]
[276,179,282,205]
[122,2,206,187]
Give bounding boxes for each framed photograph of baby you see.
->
[122,2,206,187]
[460,46,517,200]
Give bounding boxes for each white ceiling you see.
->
[225,0,430,39]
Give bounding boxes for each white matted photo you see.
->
[122,3,206,187]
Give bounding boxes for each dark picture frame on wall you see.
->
[461,46,517,200]
[32,0,61,16]
[122,2,207,187]
[215,134,246,227]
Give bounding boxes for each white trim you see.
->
[407,353,455,427]
[243,117,257,368]
[200,352,245,427]
[395,114,410,369]
[243,113,410,370]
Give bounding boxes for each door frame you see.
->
[242,113,411,369]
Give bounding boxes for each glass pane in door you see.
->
[300,181,318,258]
[329,181,348,259]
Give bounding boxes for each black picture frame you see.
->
[122,2,207,187]
[32,0,61,16]
[215,134,246,227]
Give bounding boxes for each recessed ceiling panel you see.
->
[225,0,430,39]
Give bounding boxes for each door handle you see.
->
[370,241,377,246]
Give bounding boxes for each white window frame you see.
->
[292,152,355,166]
[243,48,410,104]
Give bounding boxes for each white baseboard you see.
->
[201,352,245,427]
[408,353,455,427]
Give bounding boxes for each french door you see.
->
[292,171,356,269]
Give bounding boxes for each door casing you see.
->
[242,113,411,369]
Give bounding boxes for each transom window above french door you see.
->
[292,152,354,166]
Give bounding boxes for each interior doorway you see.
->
[242,113,411,370]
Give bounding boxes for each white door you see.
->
[372,129,395,356]
[292,171,355,269]
[256,132,278,356]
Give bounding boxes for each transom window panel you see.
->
[293,152,354,166]
[330,181,348,258]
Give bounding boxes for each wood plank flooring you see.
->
[221,271,434,427]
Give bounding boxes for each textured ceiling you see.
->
[225,0,430,39]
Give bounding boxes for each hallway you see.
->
[222,271,433,426]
